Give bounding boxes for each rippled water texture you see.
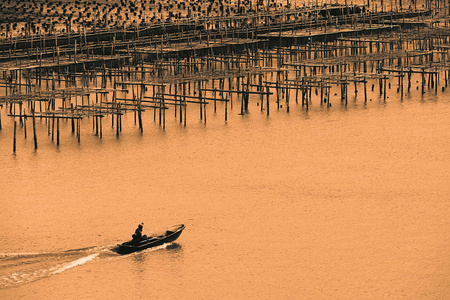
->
[0,72,449,299]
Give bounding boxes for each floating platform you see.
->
[259,25,401,46]
[118,38,269,61]
[0,55,130,73]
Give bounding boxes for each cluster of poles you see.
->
[0,2,449,153]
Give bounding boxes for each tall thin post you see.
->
[32,108,37,150]
[13,120,16,153]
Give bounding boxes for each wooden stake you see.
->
[77,119,81,143]
[23,110,27,139]
[52,114,55,141]
[32,108,37,150]
[364,77,367,104]
[13,120,16,153]
[225,96,228,122]
[57,118,60,146]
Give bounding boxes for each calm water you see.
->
[0,73,449,299]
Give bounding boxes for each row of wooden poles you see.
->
[4,26,450,152]
[4,54,449,154]
[0,5,433,64]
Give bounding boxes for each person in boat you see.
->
[132,223,146,241]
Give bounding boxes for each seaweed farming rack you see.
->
[1,2,449,152]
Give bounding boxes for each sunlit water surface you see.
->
[0,75,449,299]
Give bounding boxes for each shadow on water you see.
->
[0,242,182,289]
[131,244,182,262]
[165,243,182,252]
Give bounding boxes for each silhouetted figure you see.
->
[132,223,145,241]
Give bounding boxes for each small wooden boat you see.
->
[116,224,185,255]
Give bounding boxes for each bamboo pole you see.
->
[13,120,16,153]
[32,107,37,150]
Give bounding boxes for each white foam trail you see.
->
[1,244,169,288]
[0,252,43,258]
[51,253,98,275]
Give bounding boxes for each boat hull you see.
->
[116,224,185,255]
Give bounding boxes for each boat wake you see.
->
[0,243,179,289]
[0,245,115,289]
